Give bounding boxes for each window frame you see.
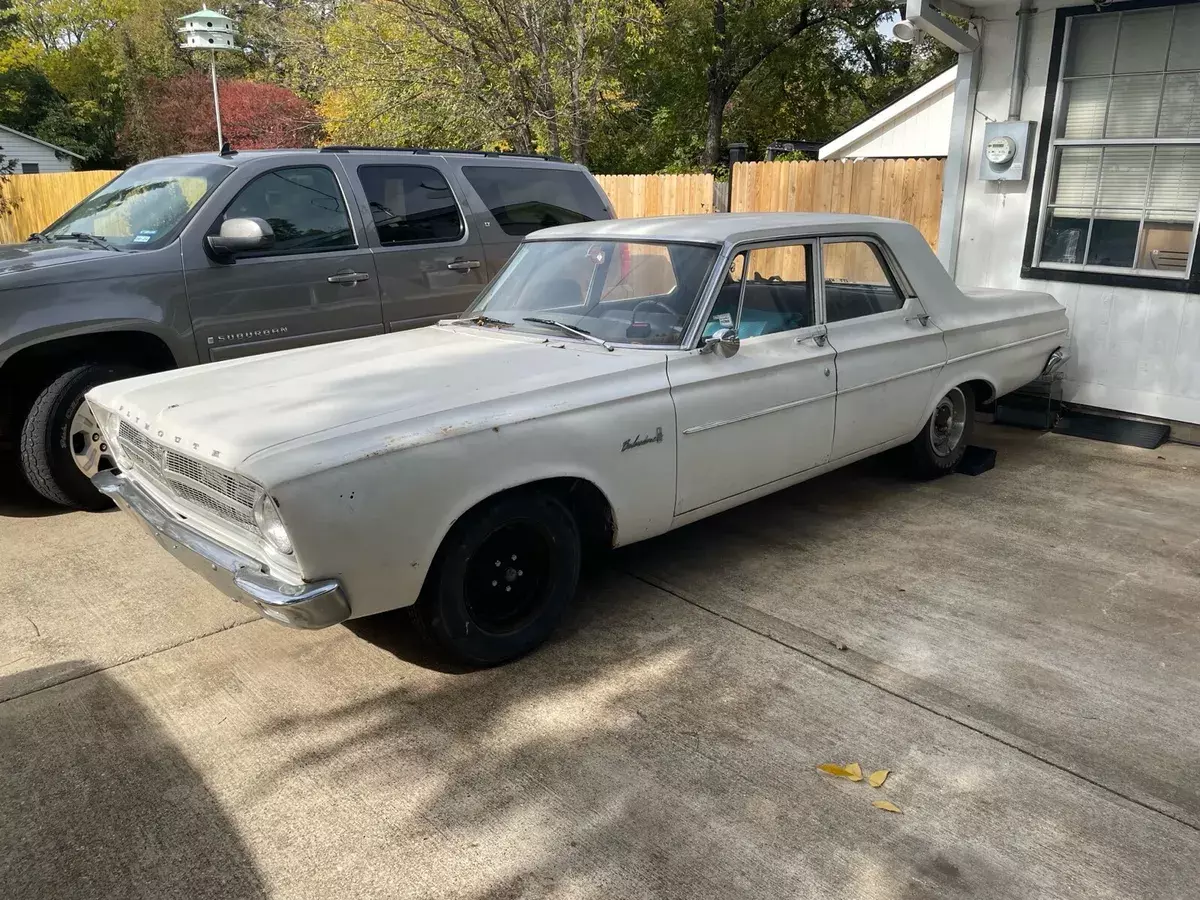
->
[1023,0,1200,293]
[210,164,358,259]
[819,235,914,324]
[354,162,467,248]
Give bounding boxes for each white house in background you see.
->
[0,125,82,174]
[819,65,957,160]
[902,0,1200,432]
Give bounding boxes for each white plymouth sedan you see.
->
[88,214,1068,665]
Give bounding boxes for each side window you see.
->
[461,166,607,236]
[822,240,906,322]
[356,165,463,245]
[219,166,353,255]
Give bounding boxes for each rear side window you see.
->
[357,165,464,245]
[220,166,354,255]
[461,166,607,236]
[822,240,906,322]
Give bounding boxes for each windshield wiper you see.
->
[62,232,121,252]
[523,317,613,351]
[438,314,514,328]
[28,231,52,243]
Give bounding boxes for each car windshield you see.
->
[464,239,720,347]
[43,161,233,250]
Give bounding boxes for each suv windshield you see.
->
[43,161,233,250]
[465,240,720,347]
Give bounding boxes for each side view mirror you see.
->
[207,217,275,258]
[702,327,741,359]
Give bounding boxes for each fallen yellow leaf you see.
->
[872,800,902,813]
[868,769,890,788]
[817,762,864,781]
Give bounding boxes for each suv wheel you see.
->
[411,491,582,667]
[19,363,143,510]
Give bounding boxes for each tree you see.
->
[120,73,320,159]
[319,0,657,165]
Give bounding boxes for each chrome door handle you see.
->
[905,314,931,326]
[810,333,828,347]
[327,271,370,285]
[446,259,482,272]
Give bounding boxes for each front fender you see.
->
[269,391,678,619]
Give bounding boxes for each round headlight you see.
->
[254,494,293,555]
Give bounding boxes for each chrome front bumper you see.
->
[93,470,350,629]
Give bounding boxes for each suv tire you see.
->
[19,363,144,510]
[411,490,582,667]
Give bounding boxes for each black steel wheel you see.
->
[411,491,581,667]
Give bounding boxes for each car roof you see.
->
[148,148,582,168]
[525,212,904,245]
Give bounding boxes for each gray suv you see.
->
[0,147,612,509]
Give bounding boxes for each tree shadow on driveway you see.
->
[0,663,267,900]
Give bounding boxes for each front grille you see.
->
[116,420,261,533]
[119,420,165,472]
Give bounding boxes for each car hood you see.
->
[0,241,113,275]
[88,325,667,480]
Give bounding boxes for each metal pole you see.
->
[210,50,223,150]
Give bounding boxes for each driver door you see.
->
[668,242,837,515]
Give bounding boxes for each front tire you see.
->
[909,384,975,478]
[18,363,144,510]
[411,491,582,667]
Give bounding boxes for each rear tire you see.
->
[411,491,581,667]
[18,363,144,510]
[909,384,975,479]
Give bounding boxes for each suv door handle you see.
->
[327,271,371,285]
[446,259,481,272]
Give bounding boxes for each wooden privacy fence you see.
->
[731,158,945,249]
[595,173,715,219]
[0,170,121,243]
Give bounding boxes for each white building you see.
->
[912,0,1200,431]
[819,65,957,160]
[0,125,83,174]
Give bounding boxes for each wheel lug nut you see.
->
[92,433,100,441]
[492,580,497,587]
[511,554,517,561]
[518,570,523,576]
[505,586,511,592]
[100,443,107,451]
[495,560,501,567]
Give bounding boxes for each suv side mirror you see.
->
[207,217,274,258]
[701,327,741,359]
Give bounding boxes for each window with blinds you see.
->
[1036,5,1200,276]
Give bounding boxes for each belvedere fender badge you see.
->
[622,427,664,452]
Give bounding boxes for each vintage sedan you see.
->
[88,214,1068,665]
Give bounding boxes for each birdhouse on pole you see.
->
[178,6,237,51]
[177,6,239,152]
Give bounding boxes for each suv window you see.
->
[822,240,905,322]
[461,166,607,236]
[219,166,354,255]
[357,165,464,245]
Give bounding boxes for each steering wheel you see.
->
[630,299,676,320]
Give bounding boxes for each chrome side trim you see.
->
[837,361,946,396]
[945,329,1069,366]
[682,390,837,434]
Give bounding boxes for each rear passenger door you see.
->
[455,163,611,277]
[351,163,488,330]
[820,237,945,459]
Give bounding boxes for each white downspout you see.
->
[937,30,980,278]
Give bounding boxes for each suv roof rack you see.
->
[318,146,565,162]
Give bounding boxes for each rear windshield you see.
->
[461,166,608,236]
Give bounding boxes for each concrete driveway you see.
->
[2,424,1198,899]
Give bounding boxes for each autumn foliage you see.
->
[121,73,319,159]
